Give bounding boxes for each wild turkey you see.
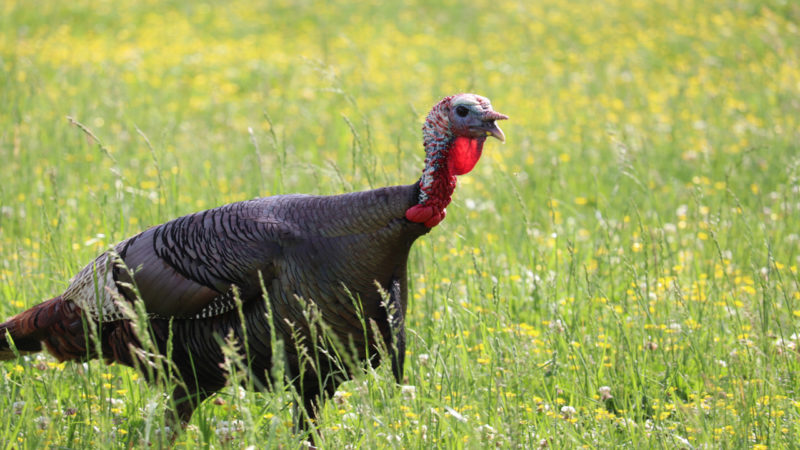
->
[0,94,507,428]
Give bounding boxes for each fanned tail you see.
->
[0,296,85,361]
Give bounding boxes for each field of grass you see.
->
[2,0,800,447]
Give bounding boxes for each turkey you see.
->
[0,94,507,429]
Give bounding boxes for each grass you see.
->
[1,0,800,447]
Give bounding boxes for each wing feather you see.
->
[108,199,286,318]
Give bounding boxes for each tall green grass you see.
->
[1,0,799,447]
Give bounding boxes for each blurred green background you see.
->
[1,0,799,447]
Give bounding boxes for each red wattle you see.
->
[406,204,448,228]
[405,204,434,224]
[449,136,484,175]
[424,208,446,227]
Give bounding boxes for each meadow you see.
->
[1,0,799,447]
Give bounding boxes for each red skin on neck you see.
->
[405,136,485,227]
[448,135,485,175]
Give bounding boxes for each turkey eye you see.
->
[455,105,469,117]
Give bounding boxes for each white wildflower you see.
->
[34,415,50,429]
[775,338,796,354]
[401,385,416,400]
[599,386,612,400]
[215,419,244,435]
[477,423,497,440]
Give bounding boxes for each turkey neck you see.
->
[406,134,487,228]
[281,183,429,237]
[418,135,457,209]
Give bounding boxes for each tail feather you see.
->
[0,324,44,360]
[0,296,82,361]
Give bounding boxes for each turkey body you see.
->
[1,183,428,422]
[0,92,508,431]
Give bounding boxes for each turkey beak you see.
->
[480,110,509,143]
